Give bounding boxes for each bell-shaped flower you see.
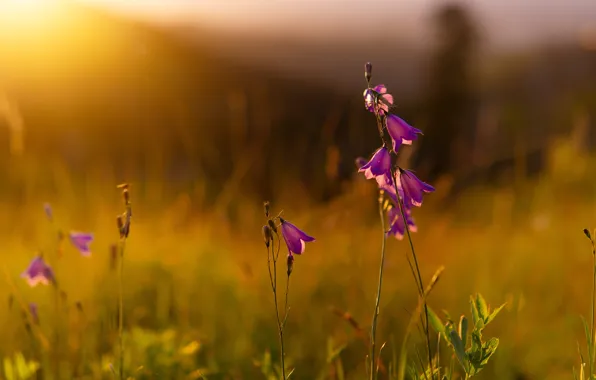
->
[69,232,94,257]
[386,114,422,152]
[399,169,435,207]
[363,84,394,114]
[359,147,391,182]
[21,256,55,287]
[387,207,417,240]
[280,218,315,255]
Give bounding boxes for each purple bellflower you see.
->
[363,84,394,114]
[387,207,417,240]
[399,169,435,207]
[280,218,315,256]
[69,232,94,257]
[358,147,392,182]
[21,256,55,287]
[386,114,422,152]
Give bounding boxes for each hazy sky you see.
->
[83,0,596,48]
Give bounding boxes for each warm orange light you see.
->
[0,0,58,29]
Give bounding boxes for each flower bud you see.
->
[263,201,270,218]
[268,219,278,233]
[286,254,294,276]
[262,225,272,247]
[364,62,372,83]
[584,228,592,240]
[116,215,125,238]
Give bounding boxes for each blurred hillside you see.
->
[0,1,595,209]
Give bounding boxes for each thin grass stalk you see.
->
[118,238,126,380]
[370,193,388,380]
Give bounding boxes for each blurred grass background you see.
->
[0,1,595,379]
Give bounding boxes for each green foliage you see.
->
[254,350,295,380]
[2,353,39,380]
[428,294,506,378]
[99,327,216,379]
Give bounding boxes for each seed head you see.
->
[584,228,592,240]
[264,201,270,218]
[268,219,278,234]
[262,225,272,247]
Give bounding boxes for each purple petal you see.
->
[358,147,391,180]
[280,220,315,255]
[386,114,422,152]
[21,256,54,287]
[69,232,94,257]
[399,170,435,207]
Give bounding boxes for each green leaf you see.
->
[485,303,507,326]
[458,316,468,347]
[470,297,480,326]
[475,294,489,323]
[427,307,446,336]
[448,330,469,374]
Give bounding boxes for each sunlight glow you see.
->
[0,0,58,30]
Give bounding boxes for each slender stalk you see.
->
[118,239,126,380]
[590,239,596,377]
[370,195,388,380]
[391,167,434,378]
[268,234,287,379]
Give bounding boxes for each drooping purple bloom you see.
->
[280,218,315,255]
[69,232,94,257]
[359,147,391,181]
[21,256,54,287]
[363,84,394,114]
[387,207,417,240]
[399,169,435,207]
[386,114,423,152]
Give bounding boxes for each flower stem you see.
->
[590,241,596,377]
[370,194,388,380]
[268,235,287,380]
[392,169,434,378]
[118,239,126,380]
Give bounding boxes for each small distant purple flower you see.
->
[280,218,315,255]
[43,203,53,222]
[399,169,435,207]
[359,147,391,181]
[69,232,94,257]
[29,303,39,324]
[387,207,417,240]
[21,256,54,287]
[363,84,394,114]
[386,114,423,152]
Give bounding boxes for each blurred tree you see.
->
[414,3,479,183]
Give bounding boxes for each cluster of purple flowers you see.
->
[359,63,435,239]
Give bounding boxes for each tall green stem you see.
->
[370,195,388,380]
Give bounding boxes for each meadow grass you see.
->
[0,136,594,379]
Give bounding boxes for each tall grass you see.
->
[0,135,593,379]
